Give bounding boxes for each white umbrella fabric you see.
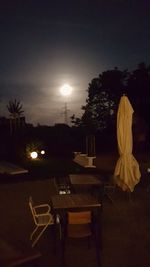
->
[114,95,141,192]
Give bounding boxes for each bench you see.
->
[0,161,28,175]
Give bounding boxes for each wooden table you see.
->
[69,174,103,199]
[51,194,102,255]
[51,194,101,235]
[69,174,102,186]
[51,194,101,210]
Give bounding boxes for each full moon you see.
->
[60,84,73,96]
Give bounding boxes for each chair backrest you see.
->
[68,211,91,224]
[29,196,37,225]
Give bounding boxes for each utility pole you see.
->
[60,83,72,125]
[63,102,70,125]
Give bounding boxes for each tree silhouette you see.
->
[72,67,128,132]
[127,63,150,125]
[71,63,150,151]
[7,99,24,134]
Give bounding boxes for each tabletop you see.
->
[69,174,102,186]
[51,194,101,210]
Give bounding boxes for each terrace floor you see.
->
[0,154,150,267]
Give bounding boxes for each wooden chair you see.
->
[29,196,54,247]
[61,210,101,267]
[67,211,92,239]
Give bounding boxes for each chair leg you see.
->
[58,223,62,240]
[61,235,66,267]
[87,236,91,249]
[94,231,102,267]
[30,226,39,240]
[32,224,50,247]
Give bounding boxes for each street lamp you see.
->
[30,151,38,159]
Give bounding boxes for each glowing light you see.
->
[30,151,38,159]
[41,150,45,155]
[60,84,72,96]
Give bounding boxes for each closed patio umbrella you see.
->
[114,95,141,192]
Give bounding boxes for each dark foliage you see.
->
[71,62,150,152]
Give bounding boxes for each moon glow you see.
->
[60,84,73,96]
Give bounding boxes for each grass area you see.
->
[22,157,86,178]
[1,152,150,184]
[0,157,85,184]
[0,156,104,184]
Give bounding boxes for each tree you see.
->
[71,63,150,151]
[127,63,150,125]
[72,67,128,133]
[126,63,150,149]
[7,99,24,134]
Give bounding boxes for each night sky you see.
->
[0,0,150,125]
